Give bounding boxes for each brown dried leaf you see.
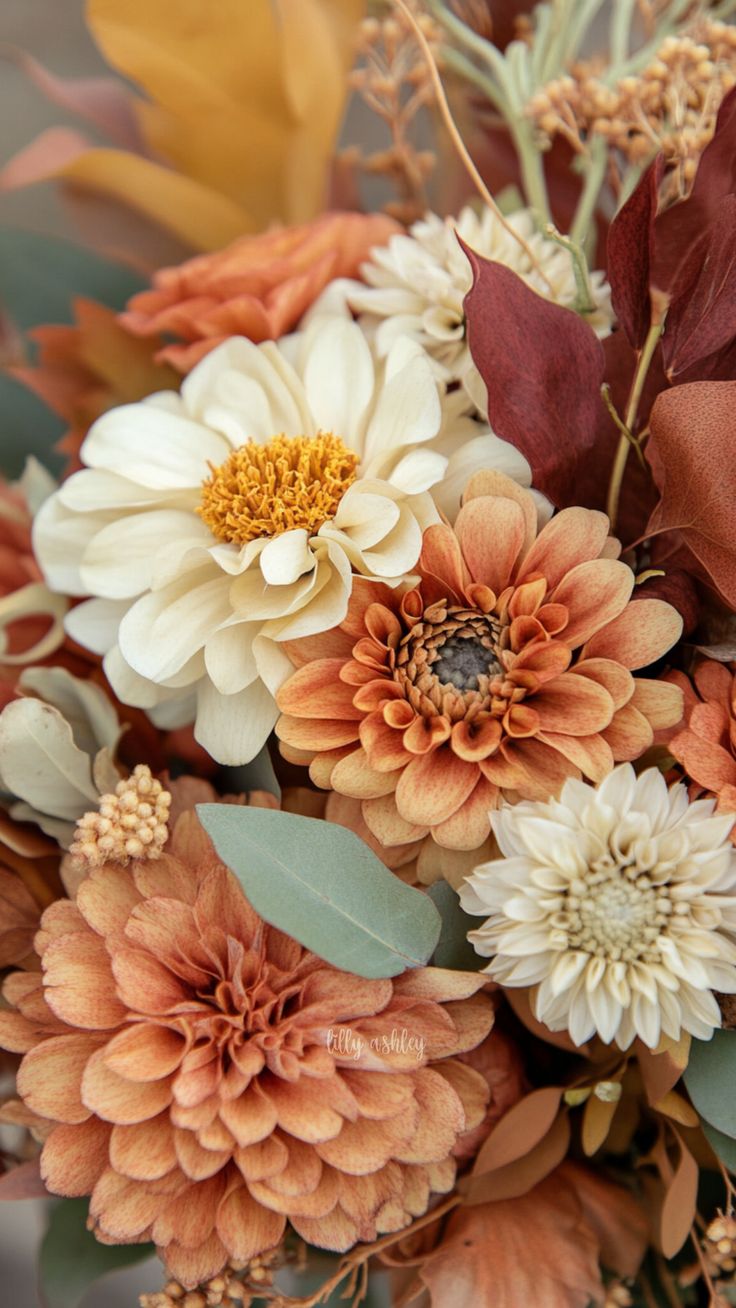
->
[581,1093,619,1157]
[471,1087,563,1177]
[460,1111,570,1206]
[660,1130,698,1258]
[637,1033,691,1107]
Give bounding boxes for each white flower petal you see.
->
[65,598,130,655]
[204,620,259,696]
[119,569,232,683]
[302,318,375,445]
[81,404,228,489]
[80,510,203,600]
[259,530,313,587]
[194,676,278,766]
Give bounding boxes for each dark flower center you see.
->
[433,633,503,690]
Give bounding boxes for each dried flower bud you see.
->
[70,764,171,868]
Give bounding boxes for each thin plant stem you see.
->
[393,0,555,287]
[569,136,608,249]
[606,319,664,529]
[654,1251,686,1308]
[609,0,636,67]
[274,1194,461,1308]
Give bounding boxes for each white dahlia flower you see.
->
[33,317,529,766]
[460,765,736,1050]
[329,205,613,406]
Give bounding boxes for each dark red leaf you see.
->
[463,245,605,506]
[632,567,700,637]
[607,157,662,349]
[662,196,736,379]
[646,381,736,608]
[653,87,736,292]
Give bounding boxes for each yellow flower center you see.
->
[198,432,359,545]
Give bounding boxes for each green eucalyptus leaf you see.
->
[703,1122,736,1173]
[0,227,145,332]
[196,803,441,979]
[428,881,483,972]
[39,1198,154,1308]
[683,1029,736,1139]
[0,373,64,478]
[220,744,281,801]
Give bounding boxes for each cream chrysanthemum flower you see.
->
[327,205,613,406]
[460,765,736,1050]
[33,317,528,766]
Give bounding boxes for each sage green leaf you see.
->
[40,1198,154,1308]
[221,744,281,800]
[0,696,98,822]
[428,881,483,972]
[0,227,145,332]
[19,666,122,758]
[683,1030,736,1139]
[703,1122,736,1173]
[0,374,64,479]
[197,804,441,979]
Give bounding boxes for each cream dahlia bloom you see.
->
[33,318,526,765]
[321,206,613,404]
[460,765,736,1050]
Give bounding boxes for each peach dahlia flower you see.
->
[666,659,736,840]
[276,472,684,874]
[0,809,493,1288]
[122,212,399,373]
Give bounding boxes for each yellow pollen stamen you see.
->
[70,764,171,869]
[198,432,359,545]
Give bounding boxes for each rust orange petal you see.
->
[582,598,683,668]
[517,506,610,589]
[551,559,634,647]
[456,496,526,594]
[394,748,478,828]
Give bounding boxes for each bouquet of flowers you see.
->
[4,1,736,1304]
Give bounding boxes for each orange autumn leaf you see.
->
[10,298,177,474]
[420,1163,647,1308]
[647,382,736,608]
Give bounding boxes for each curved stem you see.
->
[606,319,663,530]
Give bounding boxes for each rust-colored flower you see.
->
[667,659,736,840]
[0,807,493,1287]
[276,472,684,874]
[11,299,176,474]
[120,211,399,373]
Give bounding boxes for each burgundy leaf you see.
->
[463,245,605,506]
[646,381,736,608]
[606,157,662,348]
[653,87,736,292]
[662,196,736,378]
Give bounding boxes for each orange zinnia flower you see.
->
[0,808,493,1288]
[667,659,736,841]
[121,211,399,373]
[276,472,684,874]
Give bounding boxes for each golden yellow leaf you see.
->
[85,0,364,234]
[51,149,251,251]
